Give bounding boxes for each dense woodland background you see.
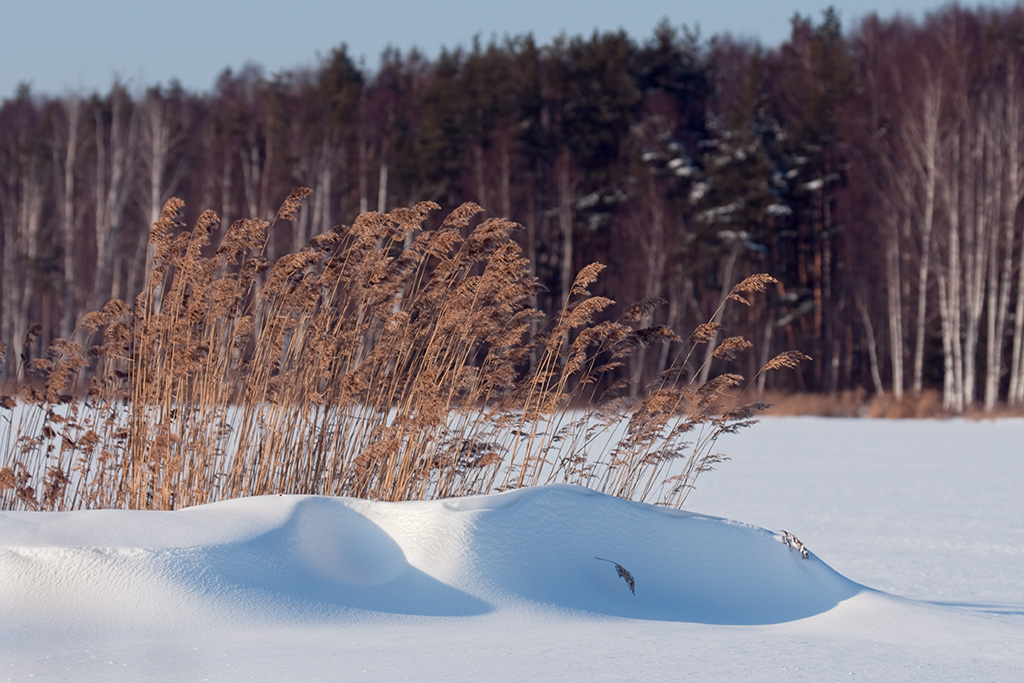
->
[3,6,1024,412]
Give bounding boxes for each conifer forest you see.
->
[3,6,1024,413]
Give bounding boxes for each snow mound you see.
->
[448,486,861,623]
[0,485,861,626]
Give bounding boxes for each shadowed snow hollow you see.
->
[0,485,861,627]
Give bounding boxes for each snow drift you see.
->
[0,486,860,628]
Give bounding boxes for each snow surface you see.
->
[2,417,1023,681]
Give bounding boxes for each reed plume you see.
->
[0,192,805,511]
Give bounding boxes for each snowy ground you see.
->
[2,417,1022,681]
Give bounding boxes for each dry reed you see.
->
[0,192,806,511]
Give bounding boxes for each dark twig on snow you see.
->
[595,556,636,594]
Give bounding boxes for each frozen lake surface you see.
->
[2,417,1022,681]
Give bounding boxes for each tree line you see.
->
[2,5,1024,411]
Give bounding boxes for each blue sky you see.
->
[1,0,977,97]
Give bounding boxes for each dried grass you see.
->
[0,192,802,511]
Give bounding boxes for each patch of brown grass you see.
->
[749,389,954,419]
[865,390,947,419]
[0,192,801,511]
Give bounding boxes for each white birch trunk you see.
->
[885,216,904,398]
[91,89,137,312]
[55,97,82,338]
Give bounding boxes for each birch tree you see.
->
[90,83,137,311]
[51,95,84,338]
[131,86,188,298]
